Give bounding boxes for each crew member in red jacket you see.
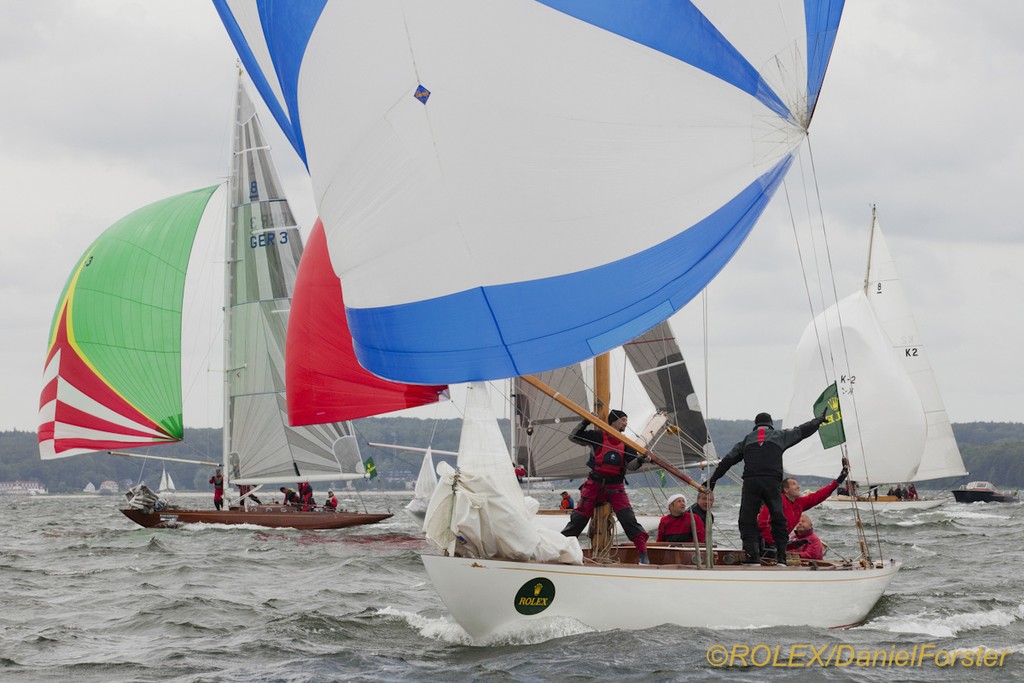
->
[757,469,847,549]
[209,469,224,510]
[787,514,824,560]
[656,493,705,544]
[560,410,652,564]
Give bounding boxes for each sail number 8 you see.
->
[250,231,289,248]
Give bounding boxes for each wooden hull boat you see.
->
[120,504,392,530]
[818,495,945,511]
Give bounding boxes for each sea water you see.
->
[1,488,1022,682]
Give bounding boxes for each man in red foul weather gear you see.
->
[756,470,846,548]
[297,482,316,510]
[209,469,224,510]
[656,493,705,544]
[787,514,824,560]
[560,410,652,564]
[324,490,339,511]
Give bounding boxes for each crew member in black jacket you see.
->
[706,412,824,565]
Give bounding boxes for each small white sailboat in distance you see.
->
[158,466,176,496]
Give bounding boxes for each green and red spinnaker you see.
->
[38,186,218,459]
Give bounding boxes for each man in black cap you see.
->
[560,409,652,564]
[705,411,825,565]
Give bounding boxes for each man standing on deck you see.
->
[560,410,652,564]
[209,468,224,511]
[705,412,825,565]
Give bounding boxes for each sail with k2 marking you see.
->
[214,0,845,384]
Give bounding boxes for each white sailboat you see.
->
[406,447,438,519]
[157,467,176,496]
[784,209,966,511]
[218,0,899,639]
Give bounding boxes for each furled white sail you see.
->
[783,292,926,485]
[424,383,582,564]
[405,448,437,517]
[864,217,966,481]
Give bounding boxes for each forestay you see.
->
[214,0,844,384]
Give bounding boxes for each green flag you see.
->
[365,457,378,480]
[814,382,846,449]
[658,471,666,487]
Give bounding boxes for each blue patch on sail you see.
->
[414,85,431,104]
[536,0,792,122]
[212,0,328,167]
[803,0,845,118]
[346,157,795,384]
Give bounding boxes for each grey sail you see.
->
[225,79,364,486]
[621,321,716,467]
[512,367,592,480]
[512,322,714,480]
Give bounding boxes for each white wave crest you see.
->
[375,606,593,646]
[864,603,1024,637]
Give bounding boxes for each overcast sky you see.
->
[2,1,1021,437]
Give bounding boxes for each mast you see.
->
[862,204,877,295]
[221,67,242,491]
[593,353,610,422]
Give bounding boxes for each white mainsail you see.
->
[863,216,966,481]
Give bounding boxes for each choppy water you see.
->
[2,488,1022,682]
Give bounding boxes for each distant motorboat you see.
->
[952,481,1019,504]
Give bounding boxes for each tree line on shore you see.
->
[2,419,1022,493]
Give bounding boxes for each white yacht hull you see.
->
[818,497,945,511]
[421,554,899,640]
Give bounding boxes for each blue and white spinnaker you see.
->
[214,0,844,384]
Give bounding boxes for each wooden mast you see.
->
[589,353,614,556]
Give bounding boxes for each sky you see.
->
[2,1,1022,436]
